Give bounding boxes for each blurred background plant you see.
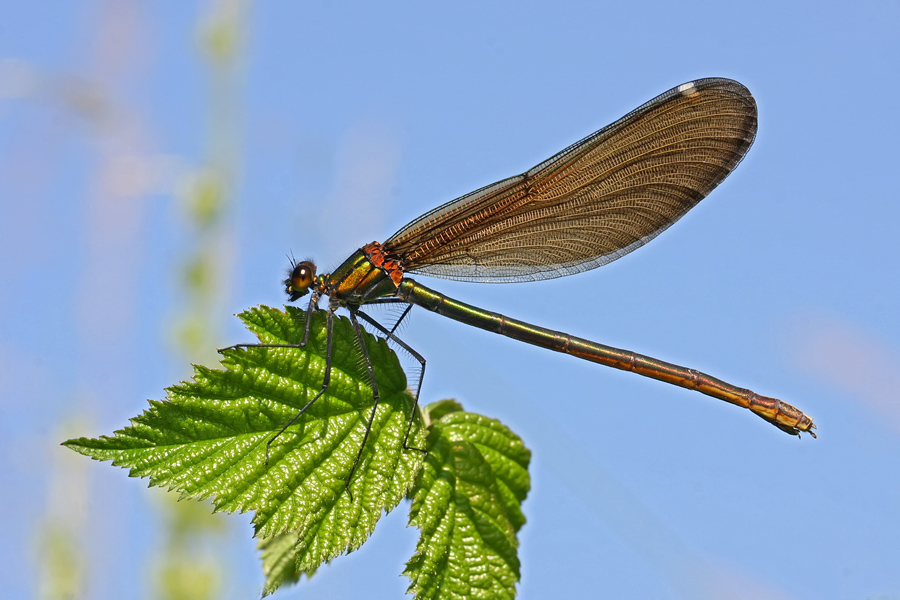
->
[14,2,247,599]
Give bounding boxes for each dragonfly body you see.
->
[296,240,815,436]
[241,78,815,493]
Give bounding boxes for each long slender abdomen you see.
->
[396,278,815,437]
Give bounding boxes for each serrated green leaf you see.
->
[422,398,465,424]
[63,305,426,576]
[258,531,319,597]
[404,403,531,600]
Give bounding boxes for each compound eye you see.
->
[285,261,317,301]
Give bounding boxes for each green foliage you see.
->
[405,401,530,600]
[257,531,319,596]
[64,306,531,598]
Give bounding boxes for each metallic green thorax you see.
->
[325,248,400,306]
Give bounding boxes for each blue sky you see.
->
[2,1,899,599]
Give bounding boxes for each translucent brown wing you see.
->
[383,78,757,282]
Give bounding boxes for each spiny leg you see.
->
[217,306,335,465]
[264,306,335,464]
[346,308,381,501]
[365,297,414,337]
[389,304,413,336]
[355,308,426,454]
[301,293,319,346]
